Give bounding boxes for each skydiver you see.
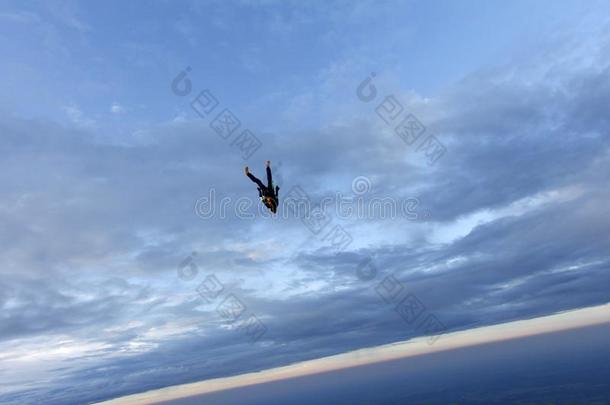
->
[244,160,279,214]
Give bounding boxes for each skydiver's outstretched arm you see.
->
[244,166,265,189]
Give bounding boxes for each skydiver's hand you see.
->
[244,166,249,176]
[266,160,271,167]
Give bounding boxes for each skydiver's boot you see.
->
[244,166,249,176]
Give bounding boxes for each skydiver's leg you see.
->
[266,162,273,190]
[246,171,265,189]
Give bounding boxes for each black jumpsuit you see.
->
[247,166,279,212]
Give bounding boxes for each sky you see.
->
[1,0,610,404]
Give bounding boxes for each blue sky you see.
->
[1,1,610,404]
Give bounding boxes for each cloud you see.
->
[62,104,96,127]
[0,11,40,24]
[110,102,125,114]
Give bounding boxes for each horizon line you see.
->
[95,303,610,405]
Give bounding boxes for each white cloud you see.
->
[63,104,96,127]
[110,102,126,114]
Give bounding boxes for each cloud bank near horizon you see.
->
[98,304,610,405]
